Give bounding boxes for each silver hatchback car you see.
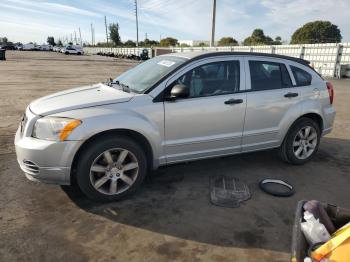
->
[15,52,336,201]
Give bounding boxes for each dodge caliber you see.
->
[15,52,336,201]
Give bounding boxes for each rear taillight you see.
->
[326,82,334,105]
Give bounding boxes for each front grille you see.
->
[22,160,39,175]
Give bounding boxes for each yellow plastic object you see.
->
[59,120,81,141]
[312,223,350,262]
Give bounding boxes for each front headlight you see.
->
[32,117,82,141]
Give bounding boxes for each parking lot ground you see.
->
[0,51,349,262]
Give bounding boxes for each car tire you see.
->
[76,136,148,202]
[279,117,321,165]
[65,51,69,55]
[77,52,81,55]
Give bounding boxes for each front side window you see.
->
[249,61,292,91]
[291,66,312,86]
[172,60,240,98]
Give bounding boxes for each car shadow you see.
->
[62,137,350,253]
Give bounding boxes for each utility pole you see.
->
[70,33,73,43]
[134,0,139,47]
[74,30,77,44]
[210,0,216,47]
[90,23,94,46]
[79,27,82,46]
[104,16,109,45]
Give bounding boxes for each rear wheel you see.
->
[65,51,69,55]
[76,136,147,201]
[279,118,320,165]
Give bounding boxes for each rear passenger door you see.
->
[242,58,301,151]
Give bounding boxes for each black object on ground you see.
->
[0,49,6,60]
[291,200,350,262]
[259,178,294,197]
[210,176,251,208]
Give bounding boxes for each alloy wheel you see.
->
[292,126,318,160]
[89,148,139,195]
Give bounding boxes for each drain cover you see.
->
[210,176,251,208]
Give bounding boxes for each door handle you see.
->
[224,98,243,105]
[284,92,298,98]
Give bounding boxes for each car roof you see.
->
[166,51,310,66]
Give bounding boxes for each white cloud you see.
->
[4,0,102,17]
[41,2,101,17]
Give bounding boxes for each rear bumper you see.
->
[15,127,83,185]
[322,106,336,136]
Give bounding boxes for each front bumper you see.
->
[15,126,83,185]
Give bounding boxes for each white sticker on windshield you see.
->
[157,60,176,67]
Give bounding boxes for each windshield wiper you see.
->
[105,79,131,93]
[119,82,131,93]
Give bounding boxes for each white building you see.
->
[178,40,217,47]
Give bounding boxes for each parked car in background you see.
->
[15,44,23,50]
[0,44,16,50]
[53,46,62,52]
[61,45,83,55]
[40,45,52,51]
[15,52,336,201]
[22,43,35,51]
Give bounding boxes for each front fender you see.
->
[51,104,164,166]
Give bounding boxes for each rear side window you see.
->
[291,66,312,86]
[249,61,292,91]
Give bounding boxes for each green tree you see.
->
[291,21,342,44]
[160,37,178,47]
[124,40,136,47]
[243,29,274,46]
[109,23,121,46]
[218,37,238,46]
[273,36,282,45]
[47,36,56,46]
[57,40,63,47]
[0,37,8,44]
[180,43,190,47]
[197,42,208,47]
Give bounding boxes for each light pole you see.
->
[134,0,139,47]
[210,0,216,47]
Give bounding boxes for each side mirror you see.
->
[168,84,189,100]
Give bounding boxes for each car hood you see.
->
[30,83,134,116]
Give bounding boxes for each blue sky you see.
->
[0,0,349,44]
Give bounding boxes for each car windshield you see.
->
[114,55,187,93]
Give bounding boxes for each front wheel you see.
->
[76,136,147,201]
[279,118,321,165]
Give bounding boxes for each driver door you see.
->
[163,57,247,163]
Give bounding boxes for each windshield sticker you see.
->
[157,60,176,67]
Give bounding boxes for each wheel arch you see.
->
[282,112,324,144]
[70,129,154,184]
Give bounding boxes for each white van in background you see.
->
[40,45,52,51]
[22,43,35,51]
